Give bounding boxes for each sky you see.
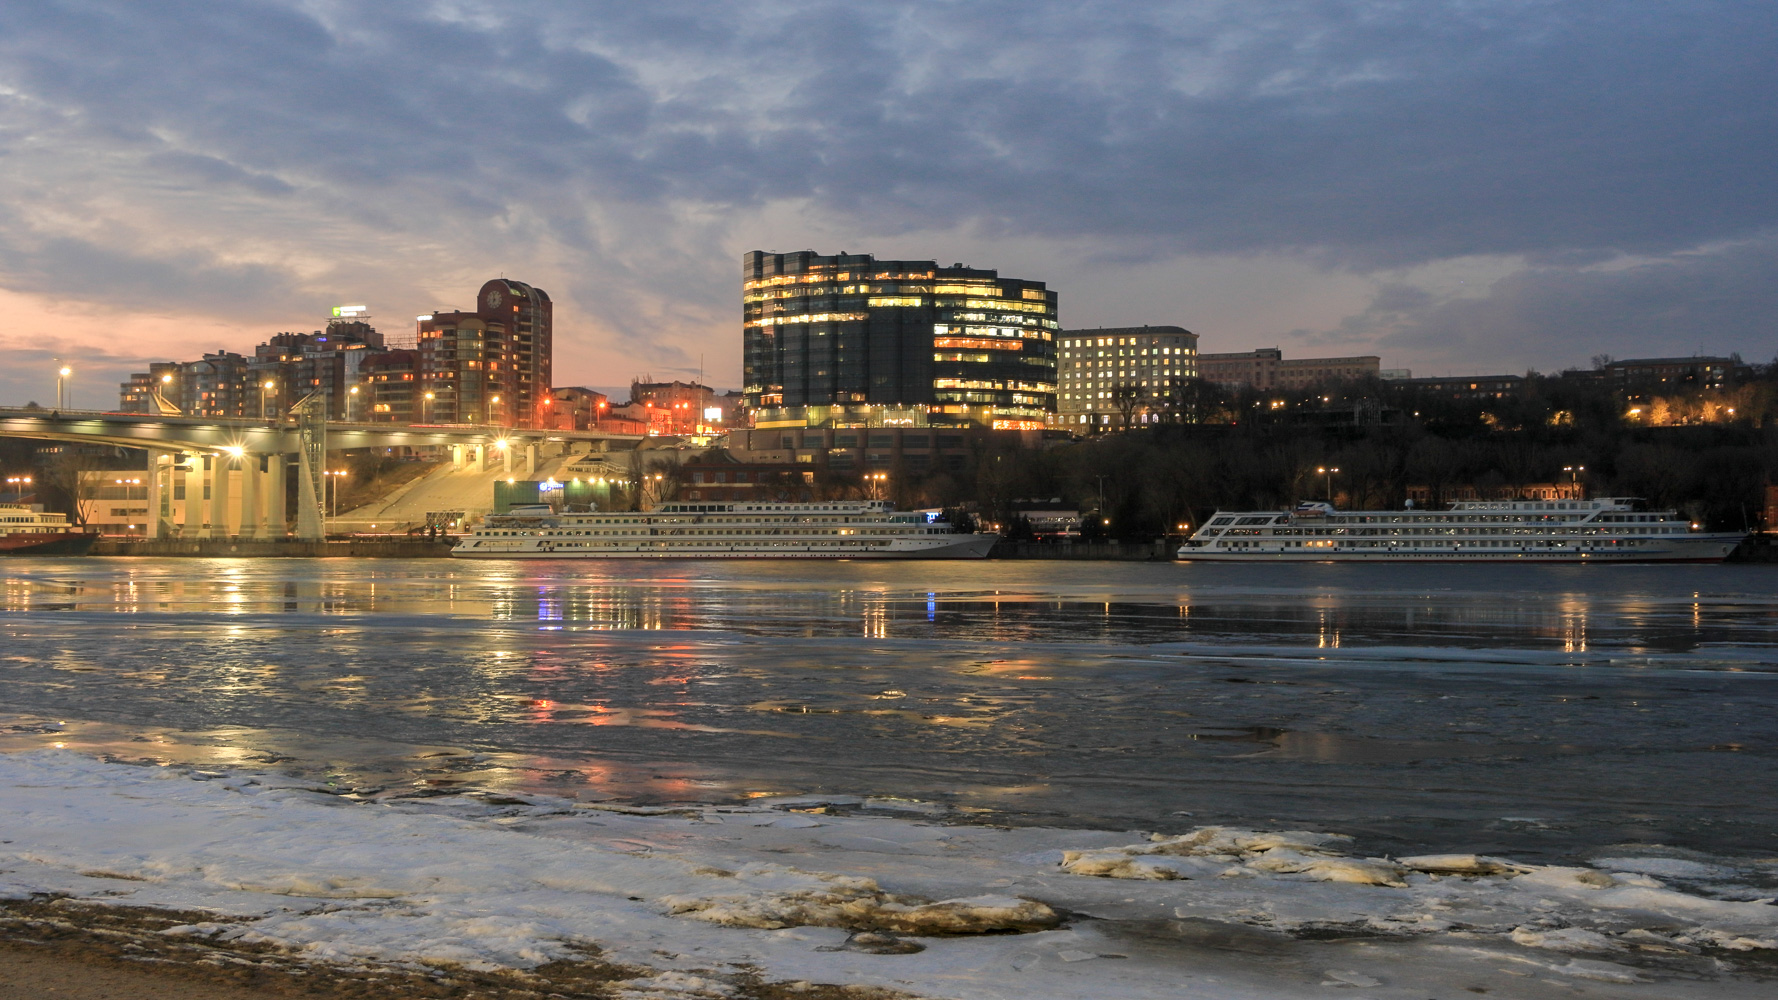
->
[1,0,1775,407]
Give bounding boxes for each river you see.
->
[4,557,1774,863]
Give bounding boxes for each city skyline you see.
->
[2,3,1776,407]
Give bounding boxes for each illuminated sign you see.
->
[332,305,369,318]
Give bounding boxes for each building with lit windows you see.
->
[183,351,256,418]
[249,318,384,419]
[1056,326,1199,428]
[1198,347,1380,391]
[628,380,739,436]
[417,279,553,427]
[118,362,185,414]
[743,250,1057,429]
[360,348,421,422]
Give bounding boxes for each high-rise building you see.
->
[417,279,552,427]
[116,280,551,427]
[118,362,185,414]
[742,250,1057,429]
[360,348,421,423]
[250,318,385,418]
[1055,326,1199,428]
[184,351,256,418]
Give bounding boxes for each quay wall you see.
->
[92,539,455,558]
[989,540,1175,561]
[1728,535,1778,563]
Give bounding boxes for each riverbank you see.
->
[4,751,1774,1000]
[989,540,1174,559]
[1730,534,1778,562]
[90,538,454,558]
[0,901,677,1000]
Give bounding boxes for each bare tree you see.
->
[38,447,113,526]
[1111,383,1146,431]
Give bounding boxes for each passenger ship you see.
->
[0,503,97,555]
[451,500,998,559]
[1178,498,1744,563]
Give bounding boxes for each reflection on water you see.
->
[1,558,1776,858]
[5,561,1776,658]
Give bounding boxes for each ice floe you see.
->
[4,750,1776,1000]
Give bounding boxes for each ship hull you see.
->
[1178,534,1743,563]
[0,532,98,556]
[451,533,998,560]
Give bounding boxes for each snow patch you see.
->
[662,867,1059,935]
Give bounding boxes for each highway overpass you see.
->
[0,405,644,541]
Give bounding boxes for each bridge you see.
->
[0,404,644,541]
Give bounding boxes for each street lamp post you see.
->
[422,391,435,424]
[347,385,359,423]
[1317,465,1341,503]
[1563,465,1585,497]
[56,365,72,410]
[323,470,348,531]
[260,380,276,420]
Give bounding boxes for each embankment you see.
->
[92,539,454,558]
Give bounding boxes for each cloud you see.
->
[0,1,1774,385]
[1329,234,1778,371]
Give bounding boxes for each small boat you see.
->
[0,503,98,555]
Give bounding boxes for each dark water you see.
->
[2,557,1775,861]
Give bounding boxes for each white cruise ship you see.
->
[1178,498,1744,563]
[451,500,998,560]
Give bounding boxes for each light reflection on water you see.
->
[2,558,1776,859]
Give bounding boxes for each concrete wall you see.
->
[92,539,454,558]
[989,540,1175,560]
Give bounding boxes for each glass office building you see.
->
[743,250,1057,429]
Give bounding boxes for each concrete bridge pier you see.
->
[239,454,263,539]
[502,443,513,475]
[206,453,233,539]
[477,444,491,473]
[145,449,167,540]
[178,454,200,538]
[268,455,287,537]
[525,442,537,476]
[451,444,466,471]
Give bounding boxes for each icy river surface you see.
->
[3,557,1774,861]
[5,557,1778,999]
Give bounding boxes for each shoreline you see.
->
[0,898,859,1000]
[36,533,1775,559]
[4,751,1776,1000]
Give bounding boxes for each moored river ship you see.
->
[452,500,997,559]
[0,503,98,555]
[1179,498,1744,563]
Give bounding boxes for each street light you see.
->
[56,365,72,409]
[347,385,359,422]
[323,470,349,523]
[1317,465,1341,503]
[1563,465,1585,495]
[260,380,276,420]
[423,391,435,424]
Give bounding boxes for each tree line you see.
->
[865,363,1778,539]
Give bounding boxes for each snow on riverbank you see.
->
[2,750,1775,999]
